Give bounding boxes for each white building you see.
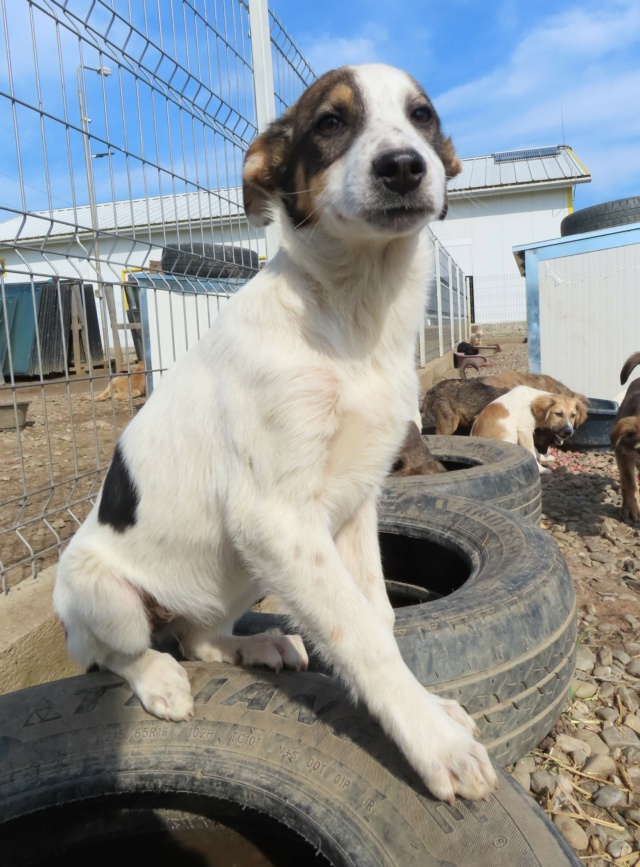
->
[430,145,591,326]
[0,144,590,334]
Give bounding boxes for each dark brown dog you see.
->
[611,352,640,522]
[421,379,509,435]
[390,421,447,476]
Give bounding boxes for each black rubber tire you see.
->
[161,243,259,279]
[0,665,580,867]
[384,435,542,523]
[560,196,640,236]
[237,494,576,768]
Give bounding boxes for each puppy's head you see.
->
[611,416,640,451]
[243,64,461,239]
[531,394,587,439]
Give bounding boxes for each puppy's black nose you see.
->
[373,149,426,195]
[560,424,573,437]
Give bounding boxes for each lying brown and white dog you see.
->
[471,385,587,473]
[611,352,640,522]
[54,65,496,803]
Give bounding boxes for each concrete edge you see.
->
[0,565,81,695]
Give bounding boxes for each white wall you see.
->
[431,187,571,324]
[538,243,640,399]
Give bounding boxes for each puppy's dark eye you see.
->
[411,105,433,124]
[316,113,344,134]
[555,411,564,417]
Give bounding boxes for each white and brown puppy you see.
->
[471,385,587,473]
[55,64,497,803]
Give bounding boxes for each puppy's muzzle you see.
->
[559,424,574,437]
[373,149,426,195]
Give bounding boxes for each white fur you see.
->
[54,64,497,804]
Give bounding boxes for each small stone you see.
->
[598,623,619,635]
[576,646,597,672]
[595,707,619,721]
[575,729,610,755]
[553,814,589,851]
[599,682,615,699]
[581,754,616,778]
[624,713,640,735]
[593,665,612,678]
[623,808,640,824]
[600,725,640,750]
[530,769,557,796]
[623,558,638,572]
[556,734,592,756]
[627,659,640,677]
[606,840,632,859]
[593,784,626,808]
[618,686,640,711]
[598,647,614,666]
[614,649,632,665]
[625,642,640,656]
[572,680,597,699]
[514,755,536,774]
[624,745,640,764]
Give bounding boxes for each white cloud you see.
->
[435,0,640,205]
[299,22,390,75]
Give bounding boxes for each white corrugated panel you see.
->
[539,243,640,398]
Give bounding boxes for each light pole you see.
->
[76,64,111,287]
[76,65,123,371]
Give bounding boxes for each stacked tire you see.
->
[0,440,579,865]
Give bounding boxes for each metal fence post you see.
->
[248,0,280,262]
[447,256,454,350]
[434,241,444,357]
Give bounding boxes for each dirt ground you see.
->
[0,375,144,588]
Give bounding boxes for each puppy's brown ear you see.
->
[437,135,462,220]
[531,394,556,423]
[575,401,589,427]
[440,135,463,179]
[242,115,292,227]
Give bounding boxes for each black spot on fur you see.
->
[98,444,139,533]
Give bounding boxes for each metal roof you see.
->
[0,144,591,243]
[0,188,244,243]
[448,145,590,197]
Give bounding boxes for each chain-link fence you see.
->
[0,0,315,591]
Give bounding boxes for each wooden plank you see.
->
[103,283,124,372]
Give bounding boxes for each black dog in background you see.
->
[457,341,479,356]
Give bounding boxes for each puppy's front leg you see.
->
[518,430,551,475]
[244,499,498,803]
[334,496,395,632]
[616,451,640,522]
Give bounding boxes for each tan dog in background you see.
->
[94,360,146,402]
[471,385,587,473]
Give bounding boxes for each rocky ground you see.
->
[482,341,640,865]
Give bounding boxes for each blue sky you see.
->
[272,0,640,210]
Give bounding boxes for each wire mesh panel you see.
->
[0,0,314,590]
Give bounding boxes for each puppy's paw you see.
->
[238,632,309,673]
[423,729,499,804]
[538,464,552,475]
[132,653,194,722]
[432,695,478,736]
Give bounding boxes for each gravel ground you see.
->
[483,342,640,865]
